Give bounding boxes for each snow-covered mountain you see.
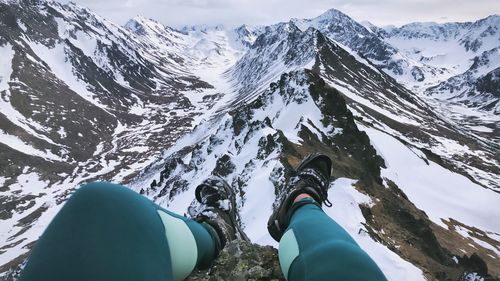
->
[291,9,449,92]
[0,0,499,280]
[379,15,500,113]
[293,10,500,115]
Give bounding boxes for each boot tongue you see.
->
[199,186,223,205]
[299,168,328,191]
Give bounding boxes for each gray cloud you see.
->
[58,0,500,28]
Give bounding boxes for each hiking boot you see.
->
[267,153,332,241]
[188,176,247,255]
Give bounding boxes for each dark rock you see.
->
[187,240,284,281]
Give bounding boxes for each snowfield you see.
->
[362,126,500,237]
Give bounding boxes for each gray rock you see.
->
[187,240,284,281]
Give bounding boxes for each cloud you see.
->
[58,0,500,28]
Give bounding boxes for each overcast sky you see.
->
[58,0,500,28]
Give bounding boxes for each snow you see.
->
[57,127,67,138]
[122,146,149,153]
[469,125,494,133]
[238,159,279,245]
[0,172,65,269]
[129,102,148,115]
[0,103,54,144]
[0,129,62,161]
[26,40,110,111]
[324,178,426,281]
[361,126,500,236]
[454,225,500,256]
[385,36,473,74]
[227,23,318,105]
[0,176,7,187]
[380,17,500,97]
[329,81,423,126]
[16,19,27,32]
[0,43,14,92]
[251,79,322,144]
[470,237,500,257]
[332,40,381,74]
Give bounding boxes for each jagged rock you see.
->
[187,240,284,281]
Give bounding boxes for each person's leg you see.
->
[19,182,219,281]
[278,197,387,281]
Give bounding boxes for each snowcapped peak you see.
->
[234,24,263,36]
[264,21,301,35]
[125,16,158,31]
[285,20,301,32]
[124,17,143,31]
[125,16,180,36]
[316,8,347,20]
[292,7,372,37]
[227,24,264,49]
[64,1,93,14]
[47,0,110,27]
[126,15,156,26]
[360,21,379,33]
[235,24,250,33]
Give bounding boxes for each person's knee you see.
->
[78,181,124,193]
[67,182,130,209]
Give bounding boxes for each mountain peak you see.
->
[124,16,180,35]
[267,21,301,34]
[65,1,91,13]
[360,20,379,33]
[315,8,349,21]
[126,15,160,26]
[319,8,344,17]
[124,16,148,32]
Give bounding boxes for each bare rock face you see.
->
[188,240,284,281]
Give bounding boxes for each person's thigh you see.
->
[19,182,173,281]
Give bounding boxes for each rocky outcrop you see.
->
[188,240,284,281]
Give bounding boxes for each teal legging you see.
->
[19,182,218,281]
[279,198,388,281]
[20,183,387,281]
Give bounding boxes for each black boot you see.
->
[267,153,332,241]
[188,176,247,255]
